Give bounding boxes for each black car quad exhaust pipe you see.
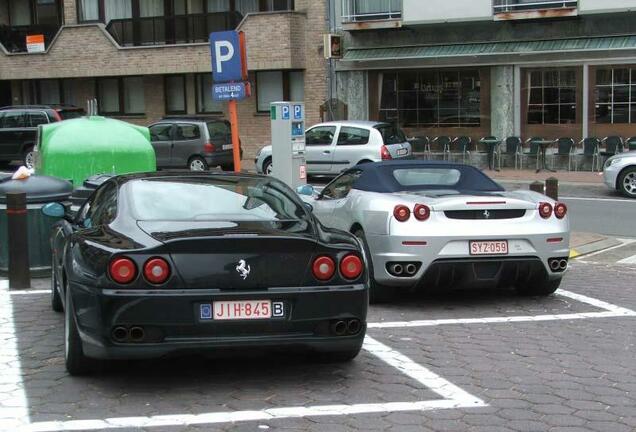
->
[112,326,128,343]
[405,263,418,276]
[549,259,560,272]
[559,259,568,271]
[129,326,145,342]
[346,319,361,335]
[331,321,347,336]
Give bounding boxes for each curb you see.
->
[570,237,622,259]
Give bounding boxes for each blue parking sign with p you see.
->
[209,31,243,83]
[294,105,303,120]
[282,105,290,120]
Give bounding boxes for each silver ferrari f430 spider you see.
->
[298,160,570,302]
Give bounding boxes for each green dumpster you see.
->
[36,116,156,187]
[0,175,73,275]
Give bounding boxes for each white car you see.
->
[603,151,636,198]
[299,160,570,302]
[255,121,412,176]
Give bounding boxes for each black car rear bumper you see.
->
[69,282,368,360]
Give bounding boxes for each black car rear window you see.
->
[58,110,85,120]
[127,177,309,222]
[375,124,406,145]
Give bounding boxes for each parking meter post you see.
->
[530,181,544,195]
[228,99,242,173]
[545,177,558,200]
[6,192,31,289]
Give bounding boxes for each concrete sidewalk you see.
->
[570,232,621,258]
[485,168,604,185]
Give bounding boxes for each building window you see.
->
[97,76,145,115]
[78,0,100,21]
[341,0,401,22]
[527,69,576,125]
[493,0,577,13]
[256,70,304,112]
[595,68,636,124]
[165,75,187,114]
[195,74,223,113]
[379,70,481,128]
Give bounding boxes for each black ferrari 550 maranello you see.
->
[43,171,368,375]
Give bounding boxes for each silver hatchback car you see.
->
[255,121,412,175]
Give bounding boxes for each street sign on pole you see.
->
[212,82,250,102]
[208,30,250,173]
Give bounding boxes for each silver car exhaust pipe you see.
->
[559,259,568,271]
[112,326,128,343]
[390,263,403,276]
[549,259,561,271]
[129,326,145,342]
[405,264,418,276]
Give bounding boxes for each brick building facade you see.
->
[0,0,329,167]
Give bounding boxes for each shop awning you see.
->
[343,35,636,62]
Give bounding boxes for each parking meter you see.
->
[270,102,306,189]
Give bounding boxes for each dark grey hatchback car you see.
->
[149,117,242,171]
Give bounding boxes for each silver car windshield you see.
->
[392,168,461,187]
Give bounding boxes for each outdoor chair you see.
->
[600,136,624,159]
[410,135,431,158]
[505,137,523,169]
[449,136,472,163]
[555,137,576,171]
[432,136,452,160]
[625,136,636,151]
[522,137,544,170]
[578,137,601,172]
[478,136,501,170]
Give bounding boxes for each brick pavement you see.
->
[1,261,635,431]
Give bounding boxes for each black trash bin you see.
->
[0,174,73,276]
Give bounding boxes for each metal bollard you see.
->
[7,192,30,289]
[529,181,544,194]
[545,177,558,200]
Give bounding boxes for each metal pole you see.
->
[7,192,30,289]
[228,99,242,173]
[545,177,559,200]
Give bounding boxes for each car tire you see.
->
[23,146,35,169]
[262,157,273,176]
[188,156,208,171]
[517,276,561,296]
[64,281,97,375]
[51,261,63,313]
[618,167,636,198]
[353,229,394,304]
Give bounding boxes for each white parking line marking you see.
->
[2,335,485,432]
[368,289,636,329]
[561,196,636,203]
[0,282,485,431]
[0,283,29,431]
[617,254,636,264]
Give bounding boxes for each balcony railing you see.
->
[341,0,402,23]
[105,11,243,47]
[0,24,59,53]
[493,0,577,13]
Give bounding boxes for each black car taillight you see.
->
[393,205,410,222]
[340,254,363,280]
[554,202,567,219]
[313,256,335,281]
[413,204,431,221]
[143,257,171,284]
[109,257,137,284]
[538,202,553,219]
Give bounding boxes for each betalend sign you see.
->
[208,30,250,172]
